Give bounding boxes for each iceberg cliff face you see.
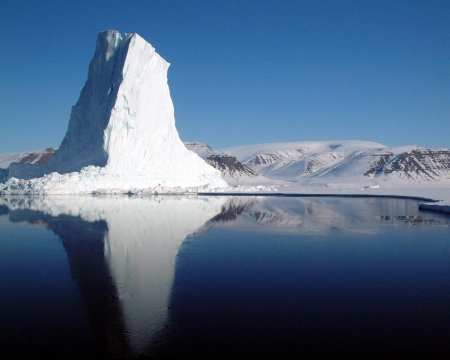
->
[5,30,226,193]
[46,31,126,173]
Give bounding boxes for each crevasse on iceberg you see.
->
[5,30,227,193]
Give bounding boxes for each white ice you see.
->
[3,30,227,193]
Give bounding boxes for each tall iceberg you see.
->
[6,30,226,193]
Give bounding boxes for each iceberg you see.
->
[4,30,226,194]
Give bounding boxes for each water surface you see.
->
[1,195,449,358]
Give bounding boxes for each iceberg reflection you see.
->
[0,195,226,357]
[101,196,226,354]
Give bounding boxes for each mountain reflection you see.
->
[203,195,440,233]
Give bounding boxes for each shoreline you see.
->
[200,191,450,215]
[2,188,450,215]
[419,203,450,214]
[198,192,439,203]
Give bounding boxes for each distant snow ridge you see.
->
[221,141,450,187]
[3,30,226,194]
[364,148,450,180]
[222,141,384,181]
[185,142,261,185]
[5,148,55,182]
[0,148,54,183]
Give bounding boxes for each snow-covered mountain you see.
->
[0,148,54,183]
[363,147,450,180]
[221,141,450,188]
[184,142,261,185]
[184,142,223,159]
[222,141,384,179]
[3,140,450,190]
[2,30,226,194]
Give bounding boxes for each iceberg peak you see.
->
[5,30,227,193]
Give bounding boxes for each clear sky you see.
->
[1,0,449,153]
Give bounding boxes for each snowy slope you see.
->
[0,148,54,169]
[3,30,226,193]
[184,142,225,158]
[221,141,450,187]
[299,146,450,187]
[221,140,385,164]
[0,148,54,182]
[222,140,385,181]
[185,142,263,185]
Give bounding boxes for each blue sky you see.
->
[1,0,449,153]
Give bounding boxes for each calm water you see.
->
[1,195,449,359]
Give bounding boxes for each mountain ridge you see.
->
[3,140,449,190]
[219,141,450,187]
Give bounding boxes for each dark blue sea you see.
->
[1,195,449,359]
